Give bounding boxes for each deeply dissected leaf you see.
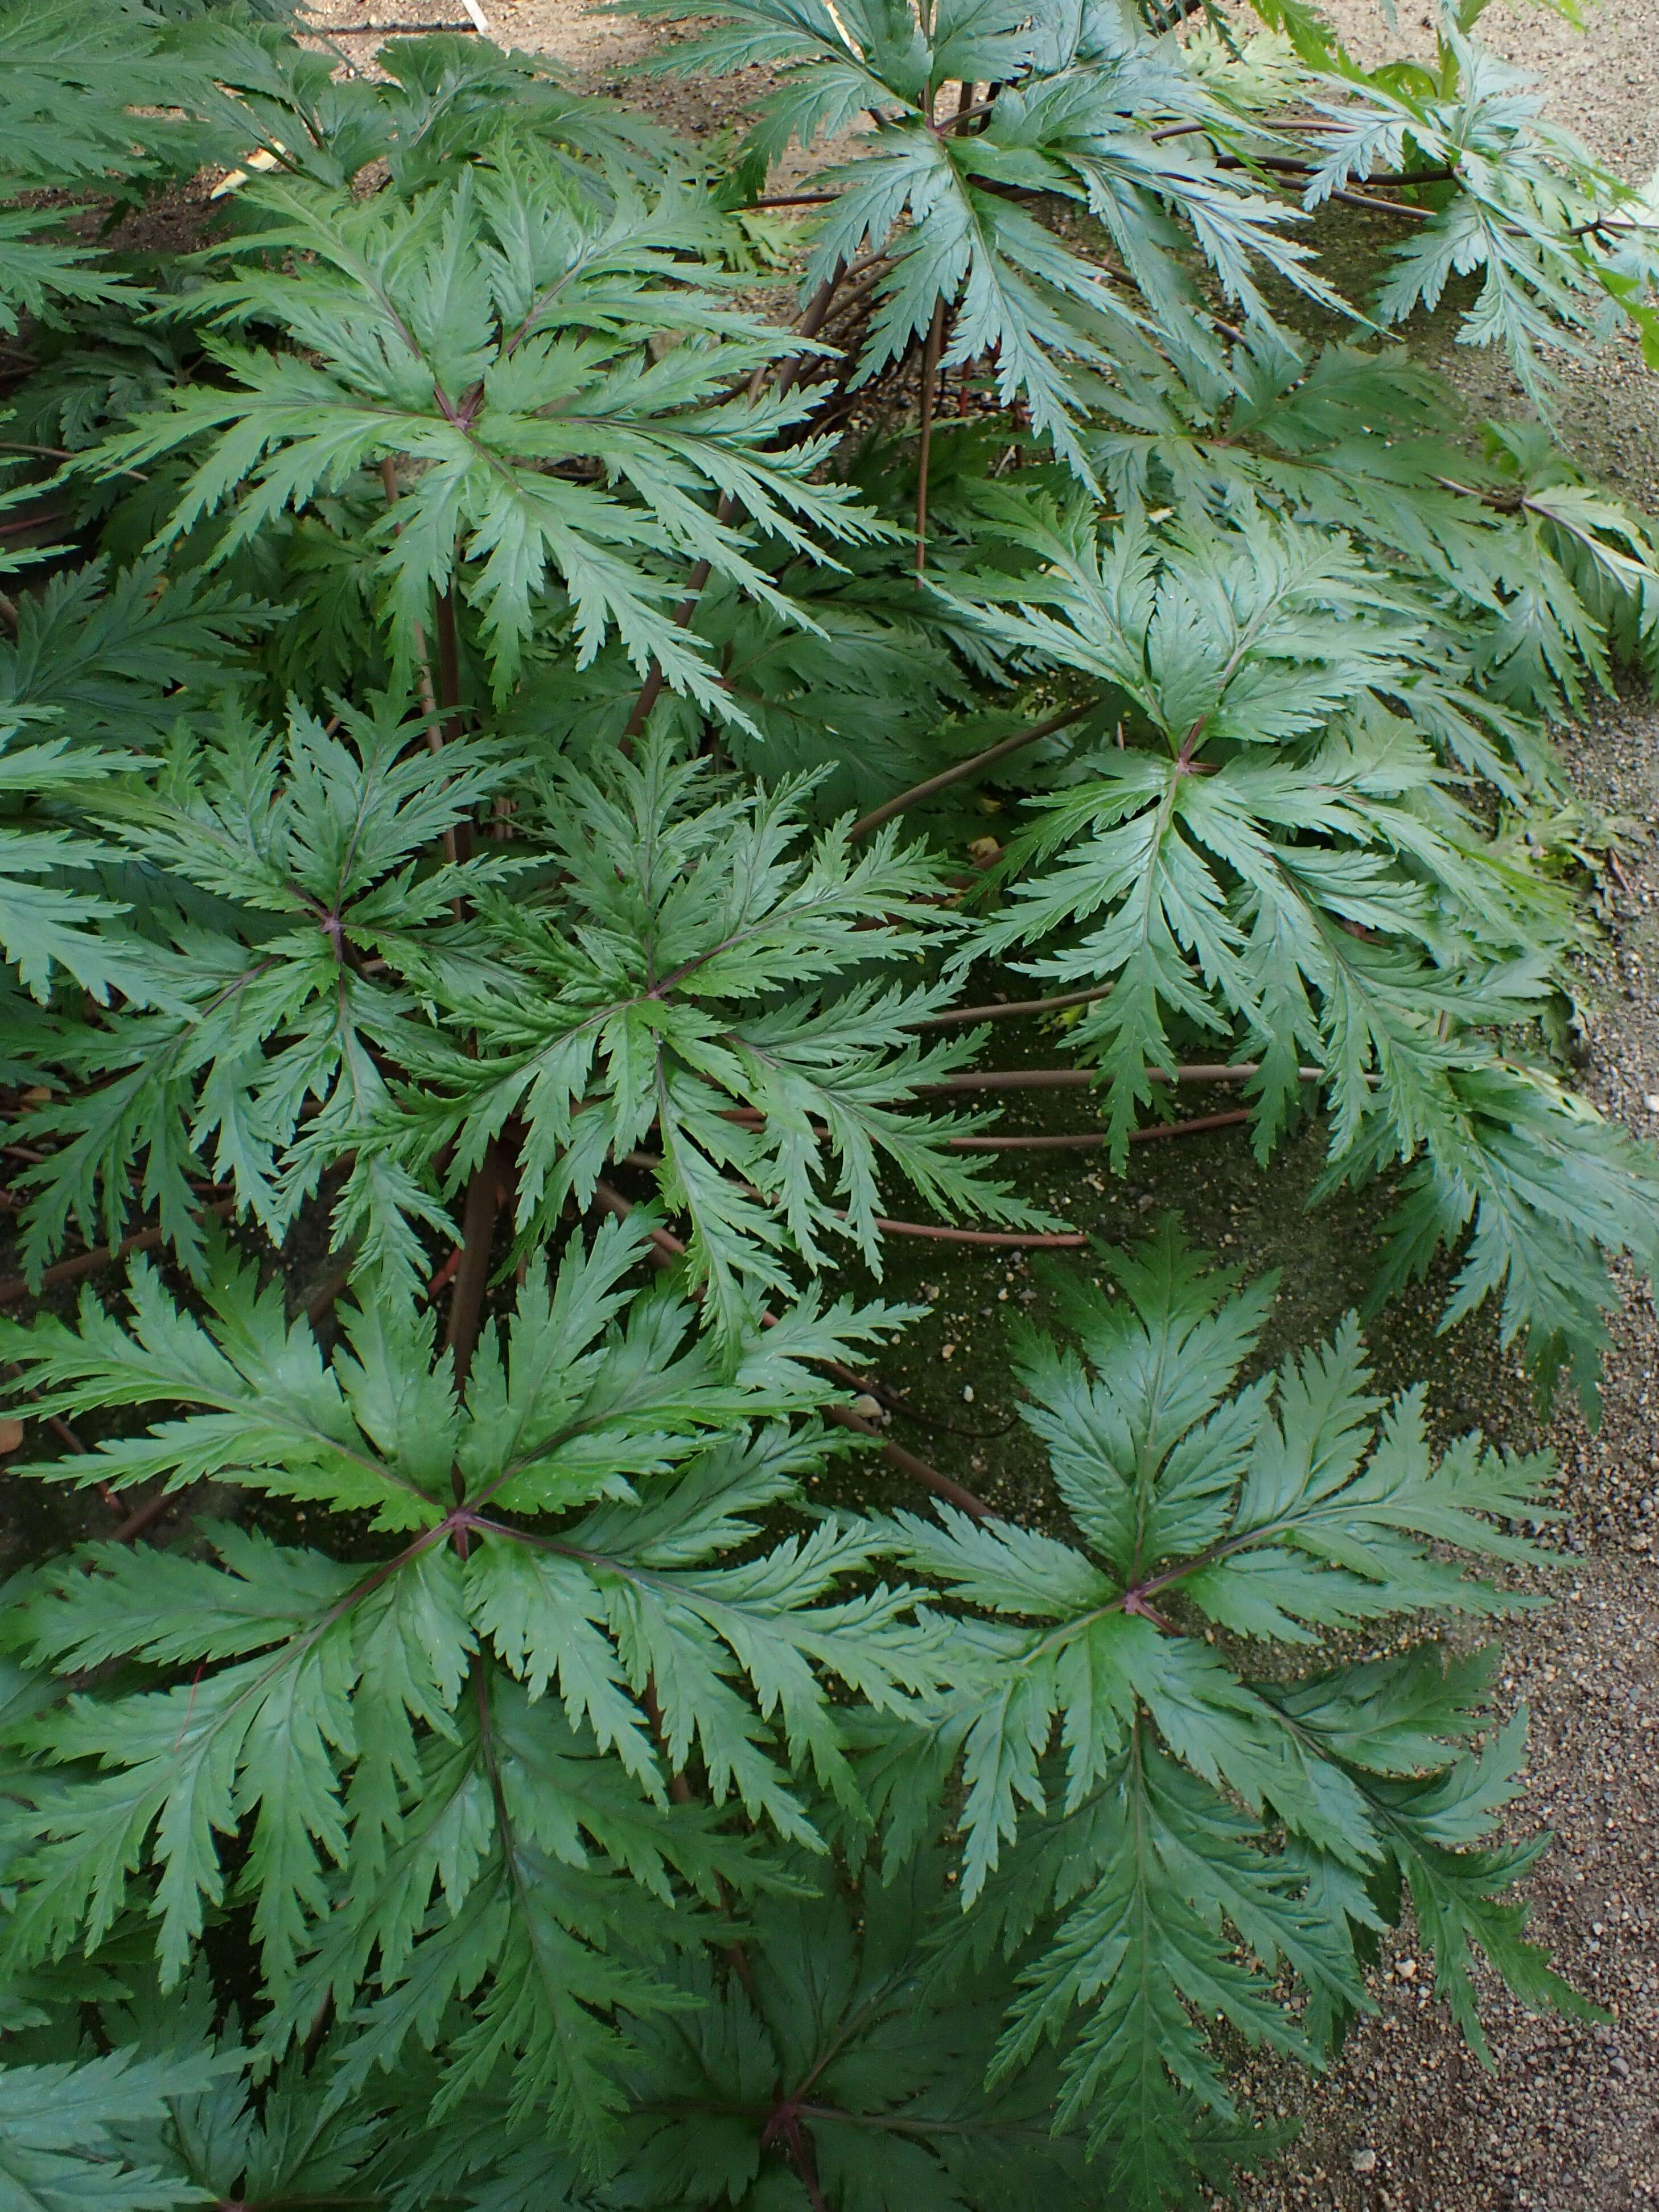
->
[883,1226,1571,2206]
[381,738,1048,1332]
[0,5,1623,2207]
[947,488,1659,1394]
[0,2042,232,2212]
[91,154,885,706]
[0,1220,948,2158]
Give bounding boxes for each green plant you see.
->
[0,0,1651,2203]
[0,1225,1585,2207]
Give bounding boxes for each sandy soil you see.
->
[1246,10,1659,2205]
[296,2,1659,2201]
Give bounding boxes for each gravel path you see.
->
[304,3,1659,2201]
[1246,10,1659,2206]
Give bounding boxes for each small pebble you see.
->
[962,1384,974,1403]
[1351,2148,1377,2175]
[1646,1093,1659,1112]
[850,1394,882,1421]
[940,1343,956,1360]
[1397,1958,1417,1980]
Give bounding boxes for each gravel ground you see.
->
[1244,10,1659,2206]
[1235,711,1659,2212]
[300,2,1659,2200]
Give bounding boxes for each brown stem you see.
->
[640,1676,696,1807]
[910,984,1119,1027]
[1120,1588,1181,1634]
[590,1180,992,1519]
[763,2104,829,2212]
[1429,471,1525,515]
[0,589,18,634]
[39,1404,85,1459]
[444,1144,503,1399]
[940,93,997,133]
[0,438,149,483]
[867,1216,1085,1246]
[914,295,948,576]
[1325,186,1433,220]
[300,1991,336,2067]
[106,1483,189,1545]
[1149,116,1357,142]
[947,1109,1250,1149]
[917,1067,1090,1096]
[816,261,895,342]
[911,1062,1320,1096]
[304,1257,356,1327]
[771,265,863,392]
[847,1419,990,1516]
[848,700,1094,839]
[431,586,474,869]
[0,511,67,538]
[433,587,463,731]
[1208,151,1455,190]
[0,1198,237,1310]
[619,666,665,746]
[1327,165,1455,187]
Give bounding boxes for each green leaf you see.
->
[950,488,1659,1393]
[888,1228,1577,2202]
[90,157,884,705]
[381,737,1051,1334]
[0,2044,233,2212]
